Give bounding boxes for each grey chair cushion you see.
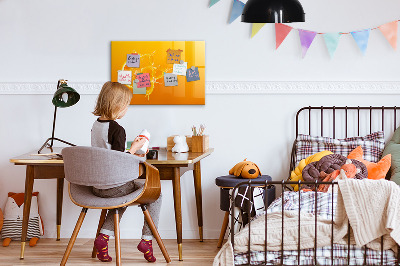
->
[69,180,145,208]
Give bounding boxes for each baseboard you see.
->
[1,81,400,95]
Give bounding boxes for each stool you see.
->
[215,175,275,248]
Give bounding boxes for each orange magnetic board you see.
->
[111,41,205,105]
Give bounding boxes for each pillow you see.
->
[382,126,400,184]
[295,131,385,166]
[289,150,333,191]
[348,146,391,180]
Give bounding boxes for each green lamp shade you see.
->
[52,84,80,108]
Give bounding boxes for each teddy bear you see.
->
[172,135,189,153]
[1,192,44,247]
[229,159,261,179]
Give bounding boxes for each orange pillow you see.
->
[347,146,391,180]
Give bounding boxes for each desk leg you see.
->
[193,161,203,242]
[172,167,183,261]
[20,165,34,259]
[56,178,64,241]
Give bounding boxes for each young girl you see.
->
[91,81,162,263]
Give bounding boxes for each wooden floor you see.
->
[0,239,221,265]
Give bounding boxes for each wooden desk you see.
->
[10,147,213,261]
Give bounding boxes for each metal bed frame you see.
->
[230,106,400,266]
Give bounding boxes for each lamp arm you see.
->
[50,105,57,148]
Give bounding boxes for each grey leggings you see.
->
[92,180,162,240]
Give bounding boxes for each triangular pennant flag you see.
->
[275,23,293,49]
[298,29,317,58]
[251,23,266,38]
[209,0,220,7]
[323,33,341,58]
[229,0,245,24]
[378,21,398,50]
[351,29,370,55]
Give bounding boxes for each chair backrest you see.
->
[62,146,145,187]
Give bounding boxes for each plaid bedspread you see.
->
[234,191,397,265]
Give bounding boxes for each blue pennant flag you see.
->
[323,33,341,58]
[209,0,220,7]
[351,29,371,55]
[229,0,245,23]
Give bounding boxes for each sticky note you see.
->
[164,73,178,87]
[173,62,187,76]
[117,70,132,85]
[126,53,140,68]
[132,82,147,94]
[136,73,151,88]
[166,49,183,64]
[186,66,200,82]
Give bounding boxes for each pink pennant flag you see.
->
[378,21,398,50]
[275,23,293,49]
[298,29,318,58]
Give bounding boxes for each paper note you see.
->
[164,73,178,87]
[126,53,140,68]
[186,66,200,82]
[132,82,146,94]
[166,49,183,64]
[173,62,187,76]
[136,73,151,88]
[117,70,132,85]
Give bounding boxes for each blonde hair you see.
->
[93,81,132,120]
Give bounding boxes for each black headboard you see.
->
[289,106,400,179]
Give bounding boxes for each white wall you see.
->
[1,0,400,239]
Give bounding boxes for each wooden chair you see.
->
[60,146,171,265]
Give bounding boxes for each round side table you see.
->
[215,175,275,248]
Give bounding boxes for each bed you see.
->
[214,106,400,266]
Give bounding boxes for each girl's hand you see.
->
[134,148,149,157]
[129,137,147,154]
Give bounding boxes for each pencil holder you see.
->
[191,135,209,153]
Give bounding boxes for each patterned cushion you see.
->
[295,131,385,166]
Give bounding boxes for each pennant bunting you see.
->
[251,23,266,38]
[229,0,245,24]
[209,0,220,7]
[378,21,398,50]
[275,23,293,49]
[351,29,370,55]
[298,29,317,58]
[323,33,341,58]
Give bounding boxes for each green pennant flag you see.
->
[251,23,266,38]
[209,0,220,7]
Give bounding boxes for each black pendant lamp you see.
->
[242,0,305,23]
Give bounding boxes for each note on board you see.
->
[186,66,200,82]
[118,70,132,85]
[164,73,178,87]
[132,82,146,94]
[136,73,151,88]
[127,53,140,68]
[173,61,188,76]
[166,49,183,64]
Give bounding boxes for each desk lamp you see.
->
[38,79,80,154]
[241,0,305,23]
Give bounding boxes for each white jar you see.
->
[136,129,150,154]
